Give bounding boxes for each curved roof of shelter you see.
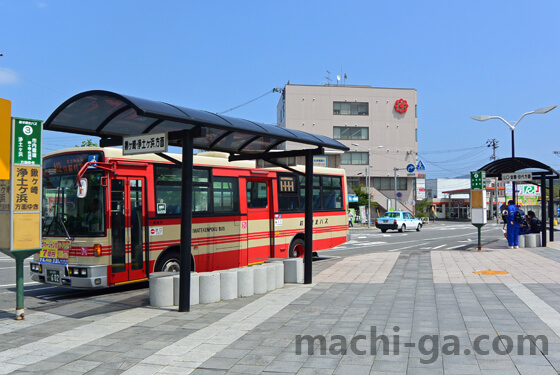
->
[44,90,349,154]
[478,157,559,178]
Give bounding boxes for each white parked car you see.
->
[375,211,422,233]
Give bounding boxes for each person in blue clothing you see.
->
[507,200,521,249]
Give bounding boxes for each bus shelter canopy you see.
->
[478,157,559,179]
[44,90,349,154]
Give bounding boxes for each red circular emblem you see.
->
[394,98,408,114]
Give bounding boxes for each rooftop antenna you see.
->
[344,73,347,84]
[325,70,332,85]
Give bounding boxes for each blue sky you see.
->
[1,0,559,178]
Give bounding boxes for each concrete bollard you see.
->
[536,233,542,247]
[265,264,276,292]
[149,272,175,307]
[275,262,284,289]
[283,258,303,283]
[253,266,268,294]
[518,235,525,248]
[173,273,199,306]
[525,233,537,248]
[237,267,254,297]
[199,272,221,304]
[220,270,238,301]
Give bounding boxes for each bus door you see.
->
[246,179,273,264]
[110,178,147,284]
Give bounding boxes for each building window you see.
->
[347,177,360,189]
[341,152,368,165]
[373,177,407,190]
[333,126,369,140]
[333,102,369,115]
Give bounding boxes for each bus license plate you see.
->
[47,269,60,284]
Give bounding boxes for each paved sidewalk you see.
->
[2,238,560,374]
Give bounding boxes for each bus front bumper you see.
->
[30,261,108,288]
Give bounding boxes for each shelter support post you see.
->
[179,130,194,312]
[541,175,547,247]
[304,150,313,284]
[549,177,555,243]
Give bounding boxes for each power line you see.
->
[217,88,282,115]
[420,145,488,155]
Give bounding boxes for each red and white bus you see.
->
[30,147,348,288]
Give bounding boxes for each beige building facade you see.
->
[277,83,418,214]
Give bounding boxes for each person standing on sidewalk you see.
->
[507,199,521,248]
[348,209,354,228]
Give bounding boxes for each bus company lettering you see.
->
[299,218,329,226]
[193,226,226,233]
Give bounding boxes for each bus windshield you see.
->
[42,171,105,237]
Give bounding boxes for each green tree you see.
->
[350,184,379,213]
[415,198,431,218]
[75,139,98,147]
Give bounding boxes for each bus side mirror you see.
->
[77,178,88,198]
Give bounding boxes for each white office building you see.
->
[277,83,418,214]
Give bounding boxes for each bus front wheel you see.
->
[289,239,305,258]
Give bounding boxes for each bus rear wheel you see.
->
[289,239,305,258]
[156,252,180,273]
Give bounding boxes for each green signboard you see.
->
[13,117,42,166]
[470,171,486,190]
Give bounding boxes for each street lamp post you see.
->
[352,144,383,228]
[393,167,407,210]
[471,105,557,203]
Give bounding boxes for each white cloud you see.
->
[0,68,19,84]
[35,1,47,8]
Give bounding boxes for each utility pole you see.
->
[487,139,499,222]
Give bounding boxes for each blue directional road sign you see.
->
[406,164,415,173]
[416,160,426,171]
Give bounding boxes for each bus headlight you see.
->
[69,268,88,277]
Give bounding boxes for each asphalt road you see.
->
[323,220,504,257]
[0,221,504,313]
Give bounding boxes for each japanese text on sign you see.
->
[123,133,168,155]
[502,172,532,182]
[40,240,70,264]
[470,171,486,190]
[13,118,42,165]
[0,180,9,211]
[13,166,40,211]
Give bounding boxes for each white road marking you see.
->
[0,306,168,374]
[122,285,314,375]
[507,284,560,337]
[0,282,40,288]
